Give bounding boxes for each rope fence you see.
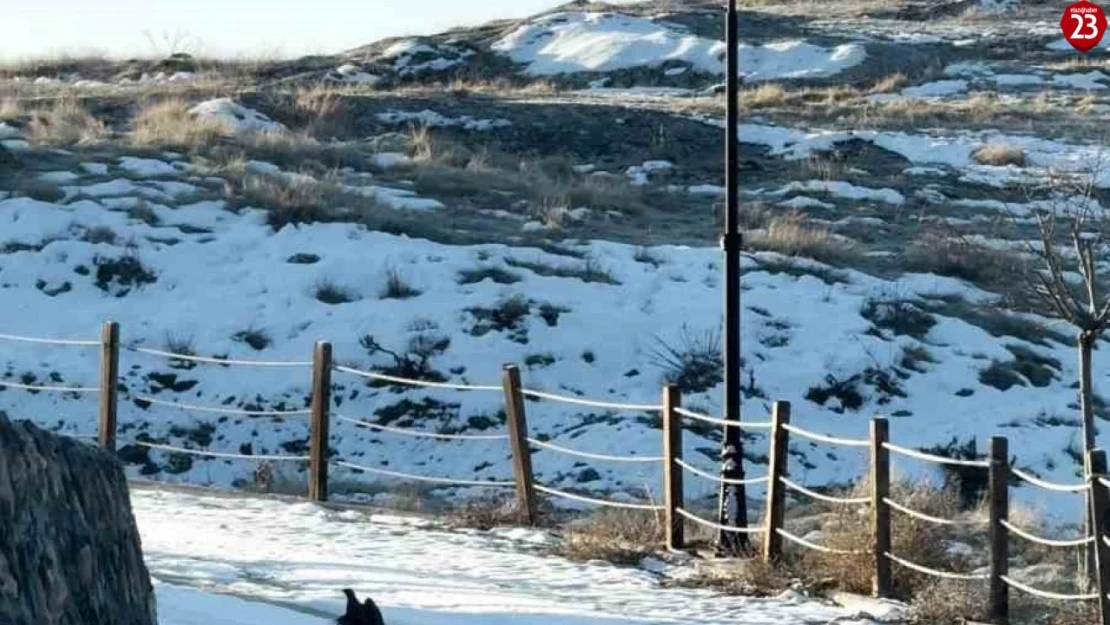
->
[673,406,772,430]
[781,423,869,448]
[674,458,769,486]
[336,415,509,441]
[8,321,1110,625]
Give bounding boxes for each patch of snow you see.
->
[901,79,968,98]
[688,184,726,196]
[370,152,413,169]
[188,98,286,134]
[376,109,511,131]
[492,12,865,81]
[779,196,836,210]
[522,220,547,232]
[1052,71,1109,90]
[118,157,180,178]
[80,162,109,175]
[334,64,381,85]
[665,66,688,76]
[1,139,30,151]
[995,73,1044,86]
[625,160,673,186]
[0,122,21,139]
[572,164,596,174]
[778,180,905,205]
[38,171,80,184]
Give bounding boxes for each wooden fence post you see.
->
[1089,449,1110,625]
[988,436,1009,625]
[763,401,791,563]
[871,417,892,599]
[502,365,537,525]
[98,320,119,453]
[663,384,684,551]
[308,341,332,503]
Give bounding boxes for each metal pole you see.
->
[716,0,749,556]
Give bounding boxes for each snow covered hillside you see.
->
[140,486,879,625]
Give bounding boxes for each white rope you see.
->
[884,498,985,527]
[776,528,866,555]
[527,438,662,463]
[782,424,870,448]
[1011,468,1089,493]
[133,441,309,462]
[673,507,765,534]
[333,460,516,488]
[673,407,772,430]
[0,379,99,393]
[1001,576,1100,602]
[534,484,663,511]
[885,552,989,581]
[883,442,991,468]
[0,332,99,346]
[674,458,770,486]
[133,395,311,417]
[336,415,508,441]
[333,365,502,392]
[520,388,661,412]
[1000,520,1095,548]
[129,346,312,368]
[781,477,871,505]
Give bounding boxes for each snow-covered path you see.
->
[136,486,875,625]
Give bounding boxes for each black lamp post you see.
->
[716,0,749,556]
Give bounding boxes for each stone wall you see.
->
[0,415,157,625]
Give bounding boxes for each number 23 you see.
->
[1073,13,1100,39]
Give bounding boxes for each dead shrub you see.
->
[904,229,1021,289]
[446,495,523,530]
[0,98,23,121]
[558,508,664,565]
[27,96,106,146]
[871,72,907,94]
[742,83,787,108]
[973,144,1028,167]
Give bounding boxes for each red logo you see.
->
[1062,1,1108,53]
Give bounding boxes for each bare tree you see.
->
[1020,163,1110,577]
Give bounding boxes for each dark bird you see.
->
[338,589,386,625]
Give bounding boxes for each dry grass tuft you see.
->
[130,98,224,149]
[745,212,856,264]
[742,83,788,108]
[0,98,23,121]
[27,96,106,146]
[972,143,1028,167]
[558,508,664,565]
[904,229,1022,290]
[870,72,907,94]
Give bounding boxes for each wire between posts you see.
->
[527,437,663,463]
[333,460,516,488]
[674,458,770,486]
[520,388,661,413]
[781,423,870,448]
[336,415,509,441]
[882,442,991,468]
[1000,576,1100,602]
[1000,520,1095,548]
[776,528,866,555]
[0,332,100,347]
[132,440,310,462]
[128,346,313,368]
[332,365,502,392]
[0,380,99,393]
[780,477,870,505]
[885,552,990,581]
[884,497,985,527]
[533,484,663,511]
[133,394,311,417]
[673,407,772,430]
[673,507,765,534]
[1010,467,1089,494]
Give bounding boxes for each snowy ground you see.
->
[141,486,878,625]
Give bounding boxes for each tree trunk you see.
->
[1080,330,1098,583]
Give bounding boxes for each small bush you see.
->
[359,333,449,384]
[979,361,1026,391]
[650,325,723,394]
[904,230,1019,289]
[82,225,119,245]
[314,279,357,304]
[93,255,157,294]
[164,334,196,357]
[742,83,787,108]
[468,294,532,343]
[505,256,620,285]
[972,144,1027,167]
[27,96,106,146]
[746,213,856,265]
[862,298,937,340]
[557,508,663,566]
[633,247,665,267]
[870,72,907,94]
[457,267,522,285]
[380,267,422,300]
[232,327,272,351]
